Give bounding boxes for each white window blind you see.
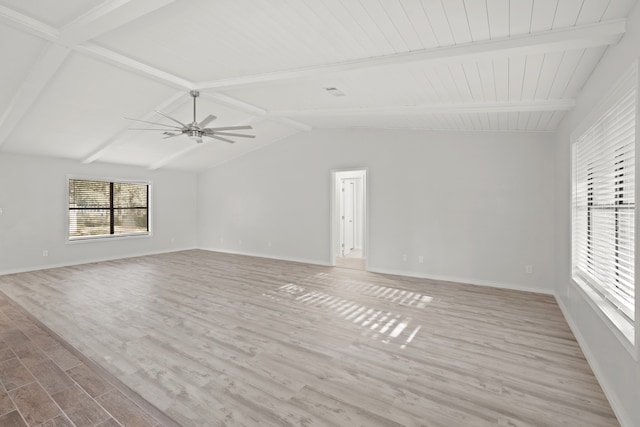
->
[69,178,150,240]
[572,65,637,344]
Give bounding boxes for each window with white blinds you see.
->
[68,178,150,240]
[572,65,637,345]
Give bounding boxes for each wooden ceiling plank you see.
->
[493,57,510,102]
[548,49,586,99]
[420,0,456,46]
[576,0,611,24]
[196,19,625,91]
[530,0,558,32]
[434,64,464,103]
[526,111,543,130]
[295,0,370,57]
[535,111,555,130]
[448,63,474,102]
[462,61,486,102]
[508,56,527,101]
[533,51,565,99]
[337,0,396,55]
[552,0,585,28]
[508,111,520,130]
[601,0,637,20]
[442,0,473,44]
[520,53,546,99]
[362,0,411,53]
[510,0,534,36]
[397,0,439,48]
[478,112,491,129]
[562,46,606,97]
[486,0,510,39]
[463,0,491,41]
[378,0,426,51]
[476,59,497,102]
[517,111,532,129]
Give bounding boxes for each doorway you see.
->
[331,169,367,270]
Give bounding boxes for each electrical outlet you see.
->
[418,255,424,263]
[402,254,407,262]
[525,264,533,274]
[42,250,48,257]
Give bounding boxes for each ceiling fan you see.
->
[125,90,255,144]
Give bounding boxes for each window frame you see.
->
[570,61,638,356]
[66,175,153,242]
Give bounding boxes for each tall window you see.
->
[68,178,150,239]
[572,65,637,345]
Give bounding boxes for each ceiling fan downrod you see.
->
[190,90,200,124]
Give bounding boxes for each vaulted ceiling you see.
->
[0,0,636,170]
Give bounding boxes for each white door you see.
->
[341,179,356,256]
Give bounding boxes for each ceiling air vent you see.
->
[324,87,345,97]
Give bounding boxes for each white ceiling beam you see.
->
[0,5,59,41]
[0,44,70,147]
[196,19,626,90]
[82,91,187,163]
[60,0,178,44]
[270,99,577,118]
[75,44,193,89]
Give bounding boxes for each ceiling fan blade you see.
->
[210,132,255,138]
[162,132,182,139]
[129,128,180,131]
[124,117,182,129]
[198,114,217,128]
[154,110,188,128]
[206,135,235,144]
[204,125,252,132]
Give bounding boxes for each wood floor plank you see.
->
[0,250,620,426]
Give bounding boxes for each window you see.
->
[572,64,637,345]
[68,178,150,240]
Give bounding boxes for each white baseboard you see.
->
[0,247,198,276]
[555,296,631,427]
[366,266,553,295]
[199,247,332,267]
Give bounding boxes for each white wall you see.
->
[198,128,555,293]
[553,2,640,426]
[0,152,197,274]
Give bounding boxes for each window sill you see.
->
[67,232,151,244]
[571,277,637,360]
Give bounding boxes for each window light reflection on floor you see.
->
[263,281,433,349]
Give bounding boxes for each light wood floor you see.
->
[0,250,619,426]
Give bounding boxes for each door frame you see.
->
[330,168,368,267]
